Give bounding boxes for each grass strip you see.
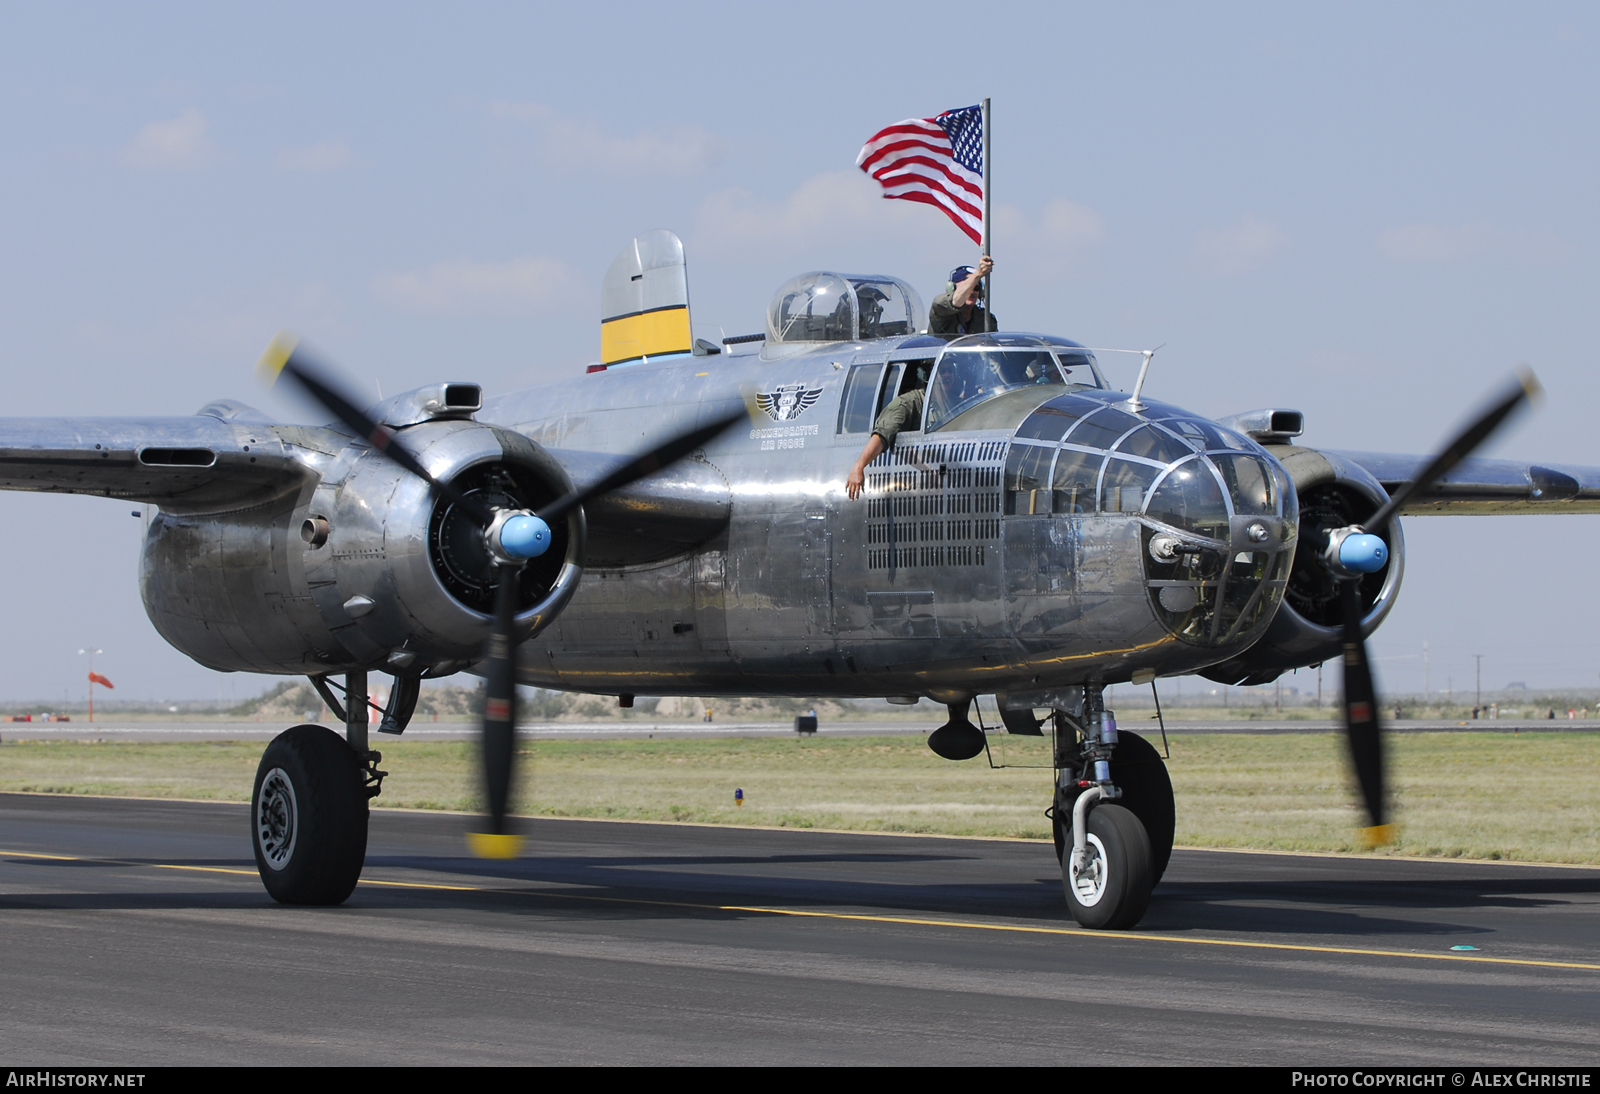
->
[0,731,1595,864]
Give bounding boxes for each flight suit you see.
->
[928,291,999,337]
[871,388,925,446]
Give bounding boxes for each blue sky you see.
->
[1,2,1597,700]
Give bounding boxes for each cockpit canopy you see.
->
[925,334,1108,432]
[766,272,925,345]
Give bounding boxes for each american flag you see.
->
[856,105,984,244]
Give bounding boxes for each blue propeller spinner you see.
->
[1337,532,1388,574]
[497,513,552,560]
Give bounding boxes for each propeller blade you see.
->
[1339,580,1391,846]
[466,561,523,859]
[1363,368,1540,533]
[258,333,495,527]
[534,410,746,526]
[259,335,748,857]
[1327,370,1540,851]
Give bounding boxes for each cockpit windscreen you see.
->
[926,349,1068,432]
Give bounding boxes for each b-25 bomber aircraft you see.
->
[2,229,1592,930]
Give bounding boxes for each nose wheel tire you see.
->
[1102,730,1175,884]
[252,724,369,905]
[1063,803,1154,930]
[1052,730,1175,884]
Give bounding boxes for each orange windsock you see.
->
[88,672,114,689]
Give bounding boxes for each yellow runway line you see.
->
[5,847,1598,973]
[714,906,1600,972]
[2,847,259,877]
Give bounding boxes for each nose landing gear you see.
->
[1064,802,1153,929]
[1048,684,1170,929]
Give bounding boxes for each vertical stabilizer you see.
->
[599,230,693,367]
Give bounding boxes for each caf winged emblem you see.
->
[756,383,823,422]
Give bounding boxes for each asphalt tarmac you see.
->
[1,792,1597,1065]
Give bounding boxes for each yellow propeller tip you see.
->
[466,831,525,859]
[1358,823,1397,849]
[1515,364,1543,404]
[256,331,300,387]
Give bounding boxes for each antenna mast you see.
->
[1126,345,1164,412]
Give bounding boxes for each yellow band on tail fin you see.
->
[600,307,692,366]
[599,230,693,367]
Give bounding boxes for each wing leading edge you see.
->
[0,412,316,512]
[1329,451,1600,515]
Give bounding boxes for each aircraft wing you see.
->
[0,412,733,550]
[549,448,732,567]
[1329,450,1600,515]
[0,414,314,511]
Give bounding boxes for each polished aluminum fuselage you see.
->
[5,326,1599,699]
[501,339,1280,699]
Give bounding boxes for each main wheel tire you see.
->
[1106,730,1176,884]
[252,724,369,905]
[1062,803,1154,930]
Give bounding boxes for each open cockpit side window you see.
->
[896,359,934,398]
[876,363,904,422]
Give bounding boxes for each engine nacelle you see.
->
[1199,445,1404,686]
[141,418,584,676]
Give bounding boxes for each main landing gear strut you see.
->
[251,670,402,905]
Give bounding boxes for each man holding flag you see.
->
[856,100,994,334]
[928,257,997,337]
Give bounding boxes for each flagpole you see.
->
[980,96,991,332]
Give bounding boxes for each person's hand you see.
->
[976,255,993,278]
[846,434,885,499]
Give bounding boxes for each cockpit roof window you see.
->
[765,272,925,345]
[851,278,921,339]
